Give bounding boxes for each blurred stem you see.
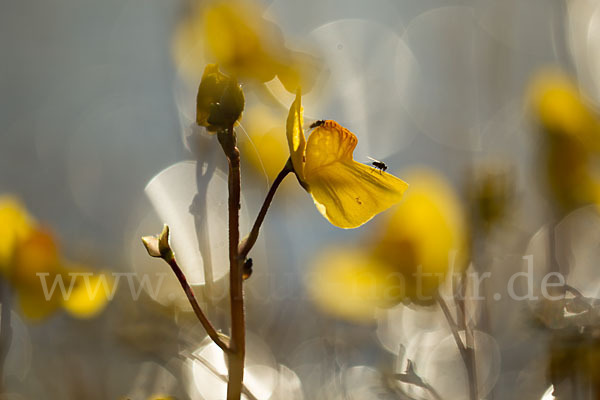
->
[435,291,478,400]
[218,126,245,400]
[239,160,292,260]
[165,255,228,352]
[0,281,12,394]
[458,274,479,400]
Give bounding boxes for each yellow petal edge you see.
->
[285,89,305,181]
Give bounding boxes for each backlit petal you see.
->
[304,121,356,176]
[303,121,408,228]
[308,162,408,228]
[285,90,305,180]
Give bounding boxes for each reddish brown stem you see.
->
[166,256,228,352]
[219,127,245,400]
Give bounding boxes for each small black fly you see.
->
[309,120,326,129]
[367,156,387,174]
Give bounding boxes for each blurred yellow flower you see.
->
[61,272,114,319]
[530,70,600,149]
[529,70,600,212]
[466,162,514,233]
[308,169,466,321]
[371,169,467,303]
[240,105,289,180]
[286,91,408,228]
[307,248,401,322]
[0,197,33,274]
[173,0,318,92]
[0,196,113,321]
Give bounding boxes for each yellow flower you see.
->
[307,248,401,322]
[0,196,33,274]
[0,197,113,321]
[529,70,600,212]
[307,169,466,321]
[61,271,114,319]
[240,105,289,180]
[11,229,63,320]
[286,91,408,228]
[530,70,600,149]
[371,169,467,303]
[173,0,318,92]
[466,162,514,232]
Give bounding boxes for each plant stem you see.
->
[219,127,245,400]
[185,351,259,400]
[0,282,12,394]
[457,278,479,400]
[435,291,478,399]
[435,292,467,363]
[165,255,228,352]
[239,161,292,259]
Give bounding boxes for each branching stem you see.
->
[435,291,478,400]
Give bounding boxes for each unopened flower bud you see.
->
[196,64,245,132]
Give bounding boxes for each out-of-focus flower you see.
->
[308,169,466,321]
[466,162,514,233]
[530,70,600,213]
[0,196,113,321]
[240,105,288,180]
[307,249,401,322]
[196,64,245,132]
[531,70,600,149]
[0,197,33,274]
[371,169,467,303]
[286,91,408,229]
[173,0,318,92]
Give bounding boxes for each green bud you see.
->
[141,225,173,261]
[158,224,173,260]
[196,64,245,132]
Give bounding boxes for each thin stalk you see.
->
[166,256,228,352]
[459,276,479,400]
[435,291,478,400]
[185,351,259,400]
[239,161,292,259]
[0,282,12,393]
[436,292,468,363]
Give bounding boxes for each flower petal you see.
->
[308,162,408,228]
[285,89,305,180]
[304,121,356,175]
[0,197,34,273]
[303,121,408,228]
